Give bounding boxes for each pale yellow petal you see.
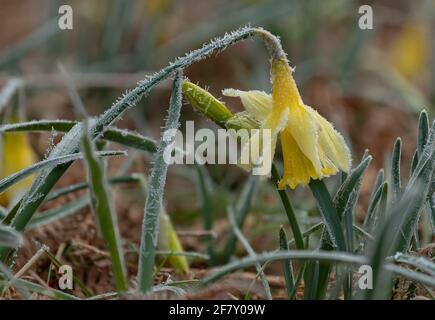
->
[309,108,351,173]
[238,108,288,175]
[222,89,272,121]
[285,104,322,176]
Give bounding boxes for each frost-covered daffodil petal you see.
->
[222,89,272,122]
[310,108,351,173]
[224,88,287,176]
[0,131,36,207]
[271,59,322,177]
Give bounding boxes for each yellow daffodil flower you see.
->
[158,209,189,274]
[0,115,36,207]
[390,23,428,80]
[0,116,36,207]
[223,57,351,189]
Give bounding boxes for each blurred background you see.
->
[0,0,434,295]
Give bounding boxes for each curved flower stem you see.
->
[271,163,304,250]
[0,26,283,263]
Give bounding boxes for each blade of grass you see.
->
[0,19,59,68]
[0,121,158,154]
[137,71,183,293]
[367,169,385,210]
[27,195,89,230]
[364,181,387,230]
[228,205,272,300]
[366,122,435,299]
[195,165,216,265]
[0,264,31,299]
[0,225,22,248]
[61,61,129,293]
[81,121,128,292]
[309,179,346,299]
[0,150,125,196]
[391,138,402,202]
[0,78,23,113]
[45,175,139,202]
[280,227,295,299]
[310,180,346,251]
[271,163,304,250]
[417,110,429,158]
[222,175,259,263]
[392,252,435,277]
[397,121,435,251]
[202,250,367,285]
[313,154,372,299]
[365,182,389,235]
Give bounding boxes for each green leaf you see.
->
[81,120,128,292]
[364,182,388,233]
[0,78,23,113]
[0,120,76,133]
[195,165,216,265]
[0,121,157,154]
[271,163,304,250]
[27,195,89,230]
[60,59,129,293]
[334,154,372,220]
[222,175,259,263]
[410,151,419,175]
[279,227,295,299]
[227,205,272,300]
[367,121,435,299]
[202,250,367,285]
[0,225,22,248]
[367,169,384,210]
[417,110,429,157]
[0,150,126,196]
[0,278,79,300]
[397,121,435,251]
[393,252,435,277]
[45,175,139,202]
[391,138,402,202]
[310,180,346,251]
[137,71,184,293]
[100,128,157,153]
[314,154,372,299]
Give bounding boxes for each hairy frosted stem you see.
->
[137,71,183,293]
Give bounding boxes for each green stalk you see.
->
[137,71,183,293]
[271,164,304,250]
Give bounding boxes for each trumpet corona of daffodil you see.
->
[223,57,351,189]
[0,118,36,207]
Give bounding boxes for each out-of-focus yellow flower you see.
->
[390,24,428,79]
[158,209,189,274]
[0,116,36,207]
[223,58,351,189]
